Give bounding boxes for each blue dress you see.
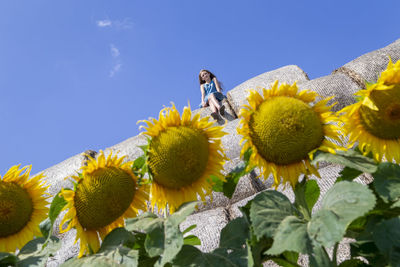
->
[201,80,225,107]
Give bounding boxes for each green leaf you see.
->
[270,258,301,267]
[0,252,18,266]
[132,155,146,171]
[49,190,68,223]
[309,246,332,267]
[372,217,400,266]
[373,162,400,203]
[144,221,165,257]
[338,259,369,267]
[61,228,140,267]
[43,189,69,239]
[293,179,320,220]
[39,218,51,239]
[309,182,376,248]
[140,202,197,267]
[171,245,239,267]
[311,150,377,173]
[308,210,343,248]
[267,216,311,255]
[210,174,224,192]
[183,235,201,246]
[17,237,61,267]
[212,160,254,199]
[350,239,385,267]
[213,247,248,267]
[250,190,295,240]
[219,217,250,249]
[243,147,252,163]
[336,167,363,183]
[155,202,197,266]
[304,180,320,213]
[212,147,254,199]
[182,224,197,235]
[321,182,376,223]
[99,228,136,252]
[61,247,139,267]
[125,212,159,232]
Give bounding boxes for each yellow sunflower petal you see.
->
[59,151,149,257]
[140,104,228,214]
[237,81,343,188]
[0,165,49,252]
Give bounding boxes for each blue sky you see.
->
[1,1,399,174]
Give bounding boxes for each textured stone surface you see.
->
[180,207,229,252]
[46,229,79,267]
[297,72,361,111]
[336,38,400,85]
[227,65,310,115]
[38,154,83,198]
[220,119,242,160]
[104,134,148,162]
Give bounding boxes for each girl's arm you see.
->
[213,77,223,93]
[200,84,206,107]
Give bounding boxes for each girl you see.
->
[199,69,225,118]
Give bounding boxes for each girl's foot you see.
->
[219,105,225,116]
[211,112,219,120]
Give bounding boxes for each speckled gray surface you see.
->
[297,72,362,111]
[37,39,400,266]
[38,154,83,198]
[337,38,400,85]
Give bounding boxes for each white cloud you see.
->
[97,19,112,27]
[96,18,133,30]
[110,44,120,58]
[114,18,133,30]
[109,63,122,77]
[109,44,121,77]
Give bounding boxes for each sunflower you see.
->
[140,104,228,214]
[0,165,48,252]
[59,151,149,257]
[339,58,400,163]
[237,80,342,188]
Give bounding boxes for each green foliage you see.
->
[40,189,69,241]
[373,162,400,203]
[127,202,198,267]
[311,150,378,173]
[293,178,320,220]
[172,217,250,267]
[17,237,60,267]
[267,216,311,255]
[336,167,363,183]
[250,190,295,240]
[310,182,376,248]
[0,252,18,266]
[212,147,254,199]
[10,142,400,267]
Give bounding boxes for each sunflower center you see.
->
[148,126,209,189]
[74,167,136,230]
[249,96,324,165]
[0,181,33,237]
[359,88,400,139]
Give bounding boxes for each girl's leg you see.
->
[209,94,221,111]
[209,101,218,113]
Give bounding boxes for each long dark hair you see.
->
[198,69,216,85]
